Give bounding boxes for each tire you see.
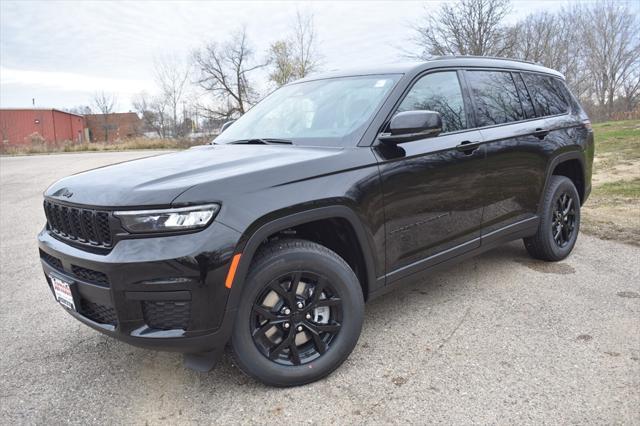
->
[231,238,364,387]
[524,176,581,261]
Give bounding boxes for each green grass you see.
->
[593,119,640,158]
[592,177,640,199]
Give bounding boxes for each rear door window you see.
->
[465,70,525,127]
[397,71,468,133]
[521,73,570,117]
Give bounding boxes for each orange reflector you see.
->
[225,254,242,289]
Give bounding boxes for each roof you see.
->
[0,108,84,118]
[295,56,564,83]
[84,112,140,119]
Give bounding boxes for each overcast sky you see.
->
[0,0,611,111]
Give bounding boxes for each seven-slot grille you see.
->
[44,200,112,247]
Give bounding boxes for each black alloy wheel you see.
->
[524,175,581,261]
[551,191,577,248]
[231,239,364,387]
[251,271,342,366]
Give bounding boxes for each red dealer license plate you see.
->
[51,275,76,311]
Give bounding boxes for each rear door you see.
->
[464,69,551,237]
[376,70,485,281]
[520,72,579,161]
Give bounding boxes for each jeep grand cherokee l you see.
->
[38,57,594,387]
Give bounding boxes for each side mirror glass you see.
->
[379,110,442,144]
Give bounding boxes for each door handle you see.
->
[534,128,550,140]
[456,140,480,155]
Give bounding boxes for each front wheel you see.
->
[231,239,364,387]
[524,175,581,261]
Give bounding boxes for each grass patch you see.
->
[593,120,640,159]
[593,178,640,199]
[584,120,640,245]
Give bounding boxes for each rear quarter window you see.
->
[521,73,570,117]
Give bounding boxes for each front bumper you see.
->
[38,221,241,353]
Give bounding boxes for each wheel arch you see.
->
[225,206,378,311]
[539,151,586,214]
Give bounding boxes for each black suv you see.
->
[38,57,593,387]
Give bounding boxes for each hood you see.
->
[44,144,344,207]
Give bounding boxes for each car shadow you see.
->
[71,240,535,393]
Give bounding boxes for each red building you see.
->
[85,112,142,142]
[0,109,86,146]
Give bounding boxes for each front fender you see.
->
[222,205,381,312]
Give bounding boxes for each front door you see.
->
[376,70,486,282]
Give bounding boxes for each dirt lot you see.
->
[1,151,639,425]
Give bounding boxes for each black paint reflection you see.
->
[521,73,569,116]
[396,71,467,133]
[466,70,525,126]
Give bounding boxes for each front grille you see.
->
[142,301,191,330]
[79,298,117,325]
[39,249,63,271]
[44,200,112,248]
[71,265,109,287]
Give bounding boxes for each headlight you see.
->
[114,204,220,233]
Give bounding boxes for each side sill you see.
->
[369,216,539,301]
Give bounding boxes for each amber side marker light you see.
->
[225,254,242,288]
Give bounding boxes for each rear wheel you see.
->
[524,176,581,261]
[231,239,364,387]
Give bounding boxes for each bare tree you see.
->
[620,64,640,113]
[267,11,321,87]
[506,9,591,100]
[291,10,320,79]
[154,55,190,136]
[193,27,264,119]
[577,0,640,118]
[409,0,513,59]
[132,92,169,138]
[92,91,117,142]
[93,91,116,115]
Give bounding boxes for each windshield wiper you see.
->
[228,138,293,145]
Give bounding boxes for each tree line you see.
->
[80,0,638,140]
[411,0,639,121]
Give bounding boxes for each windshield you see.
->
[215,74,401,146]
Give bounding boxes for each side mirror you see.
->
[220,120,235,133]
[379,110,442,144]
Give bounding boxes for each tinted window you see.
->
[466,71,524,126]
[513,73,536,119]
[521,73,569,117]
[397,71,467,133]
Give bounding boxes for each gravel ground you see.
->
[1,151,639,425]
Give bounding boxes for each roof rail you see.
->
[431,55,540,66]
